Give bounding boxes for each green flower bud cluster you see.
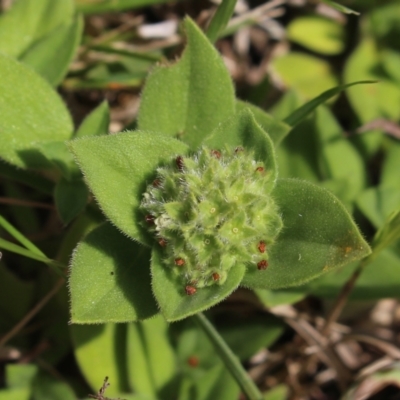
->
[140,146,283,295]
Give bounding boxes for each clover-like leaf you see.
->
[242,179,371,289]
[0,53,73,168]
[203,108,278,189]
[68,131,189,246]
[138,17,235,149]
[69,222,158,323]
[151,247,246,321]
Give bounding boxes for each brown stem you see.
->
[0,278,65,347]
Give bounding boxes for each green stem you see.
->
[0,214,46,257]
[193,312,263,400]
[0,238,66,277]
[206,0,237,43]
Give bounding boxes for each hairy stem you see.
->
[193,312,263,400]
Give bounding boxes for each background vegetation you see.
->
[0,0,400,399]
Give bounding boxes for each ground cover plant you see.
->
[0,0,400,399]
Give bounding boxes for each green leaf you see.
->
[236,101,291,145]
[151,247,246,321]
[68,131,189,246]
[263,384,289,400]
[380,141,400,189]
[320,0,359,15]
[345,39,400,122]
[193,364,240,400]
[271,52,338,101]
[217,314,284,361]
[38,141,80,180]
[54,178,88,225]
[20,14,83,86]
[356,187,400,228]
[127,316,176,397]
[276,119,320,183]
[287,16,345,55]
[283,80,376,127]
[69,222,158,323]
[138,17,235,149]
[0,54,73,168]
[75,101,110,138]
[71,323,129,396]
[307,248,400,300]
[381,49,400,85]
[32,372,76,400]
[254,288,305,307]
[242,179,371,289]
[206,0,237,43]
[203,109,278,190]
[0,0,74,58]
[371,209,400,256]
[315,107,366,203]
[0,388,30,400]
[6,364,37,388]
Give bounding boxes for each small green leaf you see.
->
[69,222,158,323]
[151,248,246,321]
[236,101,291,145]
[68,131,189,246]
[54,178,88,225]
[254,288,305,307]
[263,384,289,400]
[315,106,366,203]
[271,53,338,101]
[75,101,110,138]
[71,323,129,396]
[371,209,400,256]
[242,179,371,289]
[127,316,176,397]
[0,54,73,168]
[357,187,400,228]
[381,142,400,189]
[38,141,80,180]
[0,0,74,58]
[206,0,237,43]
[287,16,345,55]
[20,14,83,86]
[344,40,400,148]
[138,17,235,149]
[32,371,76,400]
[203,109,278,189]
[6,364,37,389]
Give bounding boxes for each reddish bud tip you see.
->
[212,272,220,281]
[187,356,199,367]
[255,166,264,172]
[152,179,161,187]
[175,258,185,266]
[210,150,221,159]
[145,215,155,224]
[176,156,184,171]
[158,238,167,247]
[185,285,197,295]
[257,241,266,253]
[257,260,268,270]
